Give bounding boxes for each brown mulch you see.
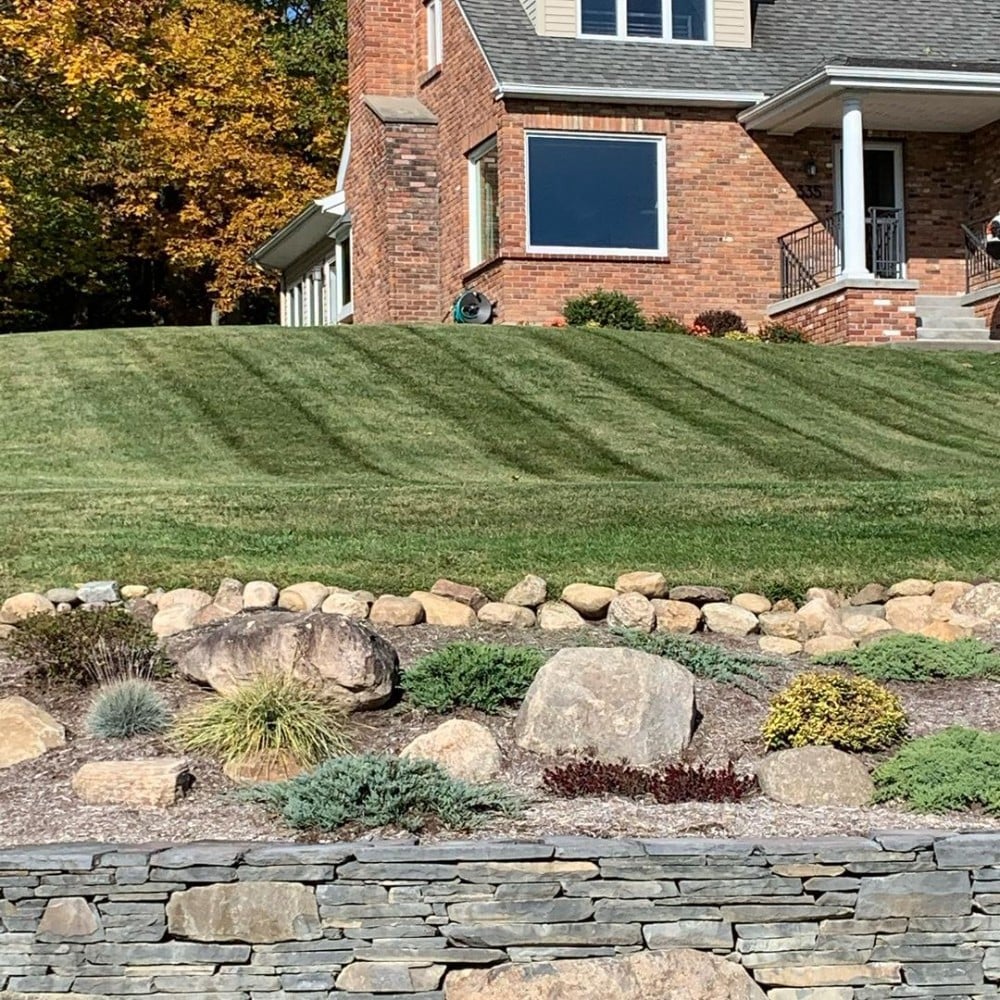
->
[2,623,1000,847]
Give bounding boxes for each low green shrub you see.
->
[873,727,1000,813]
[759,322,807,344]
[401,643,546,713]
[646,314,690,335]
[87,680,171,739]
[6,609,167,685]
[173,674,350,765]
[815,633,1000,681]
[562,289,645,330]
[611,626,771,692]
[722,330,762,342]
[762,671,907,752]
[693,309,748,336]
[247,753,521,832]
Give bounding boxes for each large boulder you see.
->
[164,609,398,709]
[956,582,1000,622]
[884,595,934,634]
[445,950,766,1000]
[0,592,55,623]
[757,745,874,807]
[514,647,695,765]
[401,719,501,783]
[0,697,65,769]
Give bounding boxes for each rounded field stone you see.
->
[757,745,874,807]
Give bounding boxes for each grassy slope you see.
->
[1,324,999,596]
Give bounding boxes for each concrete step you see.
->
[915,294,967,308]
[893,339,1000,351]
[916,328,991,341]
[917,315,987,330]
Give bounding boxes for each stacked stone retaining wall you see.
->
[4,833,1000,999]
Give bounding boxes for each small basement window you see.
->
[525,132,666,255]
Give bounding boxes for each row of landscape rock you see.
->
[3,573,999,653]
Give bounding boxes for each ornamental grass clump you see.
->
[172,673,350,765]
[543,759,756,804]
[247,753,521,832]
[763,671,907,752]
[86,679,171,739]
[815,633,1000,682]
[873,727,1000,814]
[401,642,545,713]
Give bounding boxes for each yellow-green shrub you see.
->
[762,671,906,752]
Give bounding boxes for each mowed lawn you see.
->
[1,324,999,597]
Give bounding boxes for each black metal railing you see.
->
[778,212,843,299]
[962,216,1000,294]
[778,207,906,299]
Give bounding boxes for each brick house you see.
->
[251,0,1000,344]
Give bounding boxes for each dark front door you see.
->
[864,147,904,277]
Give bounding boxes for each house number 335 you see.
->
[796,184,823,199]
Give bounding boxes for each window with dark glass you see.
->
[526,134,664,252]
[580,0,616,34]
[580,0,708,40]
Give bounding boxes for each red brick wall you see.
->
[770,286,918,345]
[970,121,1000,221]
[971,292,1000,336]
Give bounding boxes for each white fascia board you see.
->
[250,193,345,270]
[497,82,764,106]
[335,125,352,193]
[740,64,1000,131]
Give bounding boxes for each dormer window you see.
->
[580,0,709,41]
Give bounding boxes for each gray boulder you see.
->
[164,609,398,710]
[514,647,695,765]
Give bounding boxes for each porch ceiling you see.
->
[740,65,1000,135]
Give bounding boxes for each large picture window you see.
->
[525,133,666,255]
[580,0,708,40]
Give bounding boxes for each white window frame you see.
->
[335,234,353,321]
[468,137,499,268]
[577,0,712,43]
[426,0,443,69]
[524,130,668,257]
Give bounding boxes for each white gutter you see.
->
[740,64,1000,131]
[496,82,765,107]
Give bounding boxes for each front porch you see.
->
[742,62,1000,344]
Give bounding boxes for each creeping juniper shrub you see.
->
[693,309,748,337]
[814,633,1000,681]
[611,626,772,693]
[562,289,646,331]
[543,759,757,803]
[401,643,545,713]
[86,680,171,739]
[873,727,1000,814]
[763,671,907,752]
[247,753,521,832]
[7,608,167,686]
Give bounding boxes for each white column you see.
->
[841,96,869,279]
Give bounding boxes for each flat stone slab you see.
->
[71,758,192,808]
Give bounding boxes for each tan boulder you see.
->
[933,580,974,608]
[772,598,797,613]
[796,598,839,638]
[164,609,398,709]
[804,634,857,657]
[243,580,279,609]
[503,574,547,608]
[757,745,873,807]
[849,583,888,606]
[193,603,233,628]
[515,647,695,765]
[956,582,1000,622]
[921,620,971,642]
[560,583,617,619]
[166,882,321,943]
[0,592,55,623]
[321,591,370,619]
[478,602,536,628]
[401,719,502,783]
[0,697,66,769]
[669,585,729,605]
[884,595,934,634]
[151,604,199,638]
[651,599,701,634]
[607,592,655,633]
[431,578,489,612]
[370,595,425,626]
[887,578,934,598]
[614,571,668,598]
[702,602,758,636]
[279,581,330,612]
[223,750,306,784]
[806,587,842,608]
[733,592,772,614]
[537,601,586,630]
[71,758,192,808]
[445,949,766,1000]
[212,578,244,615]
[759,636,803,657]
[411,591,478,627]
[759,611,806,641]
[157,588,213,613]
[37,897,102,942]
[120,584,150,600]
[844,616,895,640]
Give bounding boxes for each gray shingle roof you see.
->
[458,0,1000,99]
